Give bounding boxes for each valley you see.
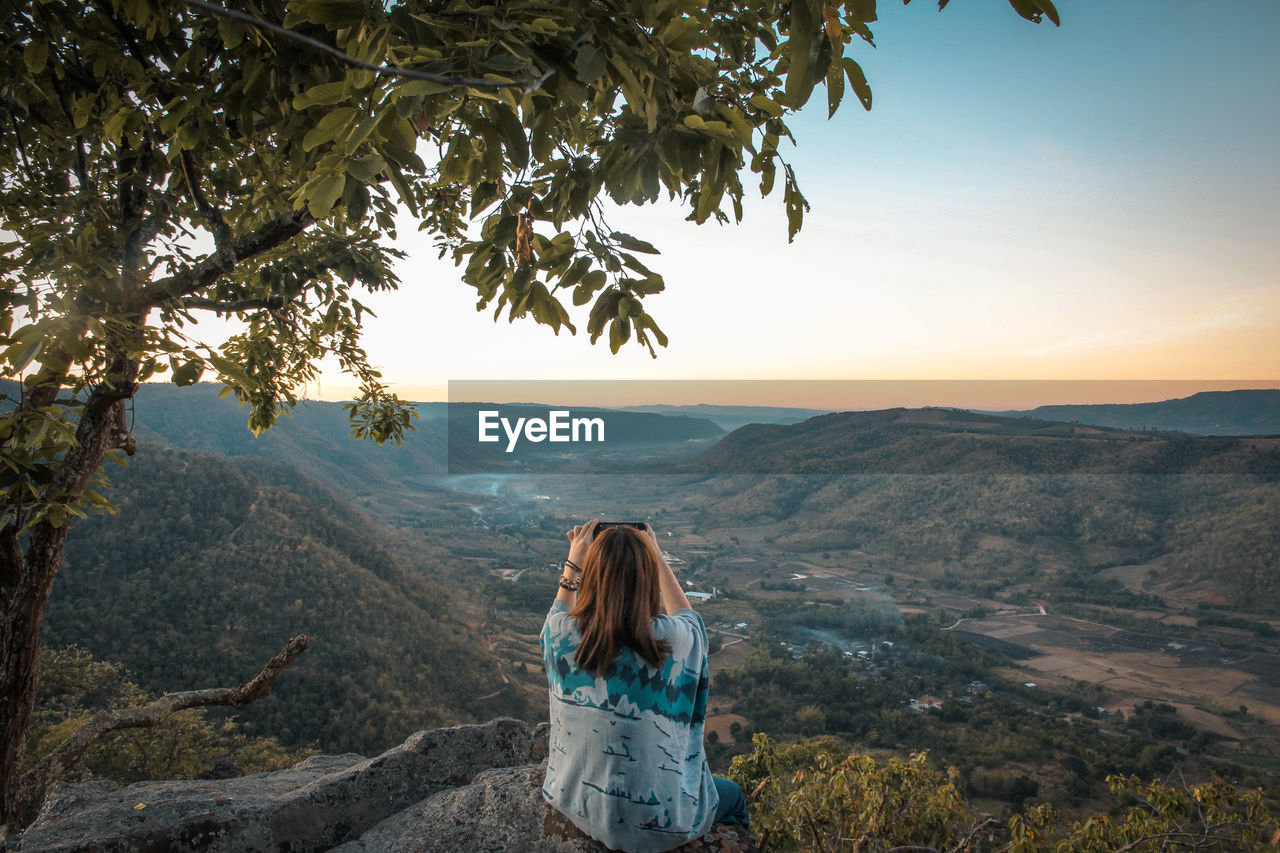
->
[37,386,1280,820]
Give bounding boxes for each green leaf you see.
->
[629,275,665,296]
[759,157,777,196]
[638,313,668,348]
[749,94,785,118]
[529,105,555,162]
[610,232,659,254]
[588,289,622,342]
[1008,0,1060,26]
[103,108,129,144]
[345,153,387,183]
[659,15,702,52]
[171,359,204,386]
[785,0,822,108]
[827,56,845,118]
[293,82,349,110]
[573,269,606,306]
[492,105,529,171]
[302,107,357,151]
[24,40,49,74]
[558,256,592,289]
[574,44,607,83]
[3,334,44,374]
[608,317,630,353]
[843,58,873,110]
[848,0,878,23]
[397,79,454,97]
[217,14,246,48]
[284,0,366,28]
[307,173,347,218]
[783,168,810,243]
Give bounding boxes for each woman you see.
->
[541,520,750,852]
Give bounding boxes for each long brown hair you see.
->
[569,526,672,678]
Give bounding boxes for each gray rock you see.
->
[333,763,758,853]
[6,718,756,853]
[6,718,543,852]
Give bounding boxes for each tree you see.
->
[0,0,1057,831]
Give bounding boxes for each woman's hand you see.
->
[643,523,691,615]
[566,519,599,567]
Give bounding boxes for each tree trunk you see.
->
[0,548,51,835]
[0,376,135,834]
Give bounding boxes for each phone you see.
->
[592,522,647,539]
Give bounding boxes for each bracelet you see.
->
[559,576,581,592]
[564,559,582,574]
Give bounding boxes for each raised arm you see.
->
[556,520,598,607]
[645,524,691,615]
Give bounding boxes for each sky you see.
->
[296,0,1280,408]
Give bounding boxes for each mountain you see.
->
[618,404,830,431]
[690,406,1280,475]
[45,444,526,755]
[128,382,451,492]
[685,407,1280,612]
[127,384,724,481]
[985,389,1280,436]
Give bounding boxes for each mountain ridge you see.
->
[982,389,1280,435]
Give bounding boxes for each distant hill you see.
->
[126,384,724,481]
[985,389,1280,436]
[691,406,1280,475]
[686,407,1280,612]
[127,383,451,492]
[618,403,829,431]
[45,445,526,755]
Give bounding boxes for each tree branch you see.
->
[179,150,230,249]
[179,296,283,313]
[178,0,555,93]
[11,635,309,820]
[947,818,999,853]
[139,208,315,308]
[801,803,835,853]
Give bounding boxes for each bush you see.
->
[728,734,1280,852]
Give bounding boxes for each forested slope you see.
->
[45,446,525,755]
[690,409,1280,612]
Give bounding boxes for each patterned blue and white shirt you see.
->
[541,600,717,852]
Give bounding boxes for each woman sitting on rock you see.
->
[541,520,750,852]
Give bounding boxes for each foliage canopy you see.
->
[1,0,1058,526]
[0,0,1058,829]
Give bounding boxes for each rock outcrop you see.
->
[5,719,757,853]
